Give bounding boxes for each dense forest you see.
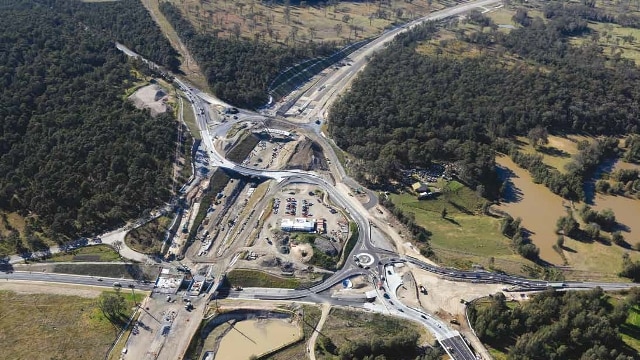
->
[47,0,180,71]
[0,0,176,253]
[469,288,640,359]
[159,1,338,108]
[328,4,640,196]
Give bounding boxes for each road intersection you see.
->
[4,1,639,360]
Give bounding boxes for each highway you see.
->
[0,271,154,291]
[175,54,482,360]
[11,3,636,360]
[112,3,638,359]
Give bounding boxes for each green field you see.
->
[180,94,201,140]
[390,187,510,257]
[389,180,536,273]
[515,135,587,174]
[226,269,302,289]
[46,244,121,262]
[621,305,640,352]
[0,290,143,360]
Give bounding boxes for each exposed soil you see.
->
[129,84,170,116]
[0,281,103,298]
[285,137,328,171]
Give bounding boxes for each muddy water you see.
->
[591,159,640,243]
[495,155,566,264]
[591,194,640,242]
[215,319,300,360]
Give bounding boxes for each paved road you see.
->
[0,271,154,291]
[60,6,640,360]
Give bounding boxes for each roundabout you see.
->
[355,253,375,267]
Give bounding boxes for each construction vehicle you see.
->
[419,285,427,295]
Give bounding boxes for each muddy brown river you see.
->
[496,156,640,266]
[496,155,569,264]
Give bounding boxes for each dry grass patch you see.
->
[142,0,209,90]
[562,237,640,281]
[0,290,140,360]
[515,135,590,174]
[125,215,172,255]
[164,0,456,46]
[416,37,484,59]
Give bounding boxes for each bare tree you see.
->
[236,2,246,16]
[284,0,291,24]
[112,240,123,256]
[334,23,343,37]
[308,26,317,40]
[289,26,299,44]
[232,23,242,40]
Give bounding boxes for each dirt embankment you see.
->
[285,137,328,171]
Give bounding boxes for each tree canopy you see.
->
[160,1,338,108]
[469,289,639,360]
[0,0,176,249]
[328,6,640,193]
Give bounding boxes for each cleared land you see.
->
[142,0,210,90]
[164,0,456,44]
[315,307,429,359]
[0,211,57,257]
[0,290,141,360]
[390,180,531,273]
[515,135,589,174]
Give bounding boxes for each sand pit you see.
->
[290,243,313,262]
[410,268,505,316]
[129,84,170,116]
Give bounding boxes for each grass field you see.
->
[180,94,201,140]
[14,263,162,281]
[563,18,640,64]
[390,184,513,257]
[46,244,121,263]
[315,307,429,359]
[0,211,59,257]
[621,305,640,352]
[389,179,538,274]
[226,269,301,289]
[0,290,143,360]
[165,0,454,45]
[125,215,172,255]
[515,135,588,174]
[562,237,640,282]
